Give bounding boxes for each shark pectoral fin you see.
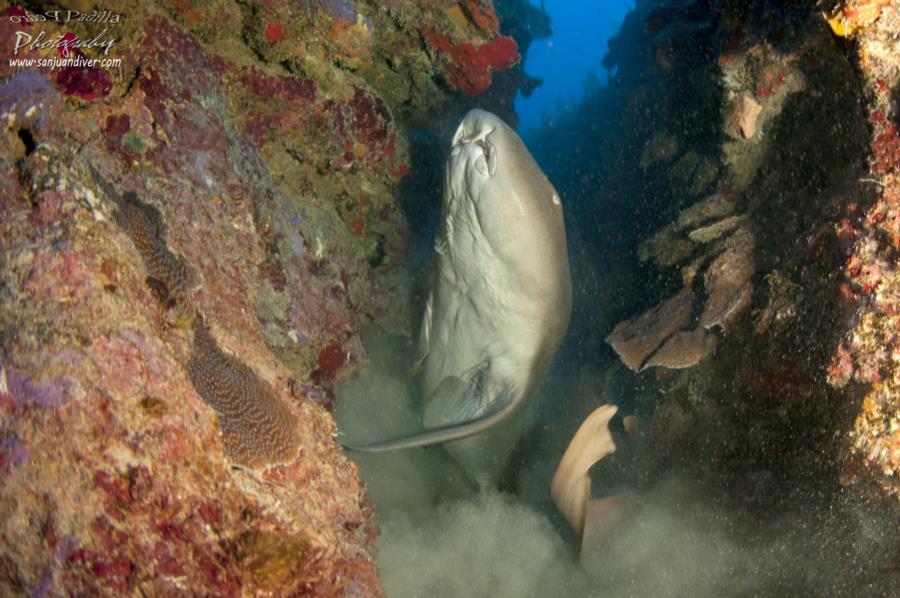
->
[339,375,469,453]
[340,368,523,453]
[427,364,490,423]
[427,374,470,409]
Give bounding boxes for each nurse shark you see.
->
[345,110,571,486]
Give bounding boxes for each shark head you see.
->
[444,110,569,291]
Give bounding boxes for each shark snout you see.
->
[451,110,495,146]
[452,110,502,176]
[452,125,497,178]
[471,138,497,176]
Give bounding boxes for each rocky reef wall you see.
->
[0,0,541,594]
[538,0,900,515]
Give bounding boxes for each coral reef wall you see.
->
[825,0,900,500]
[0,0,534,594]
[534,0,900,510]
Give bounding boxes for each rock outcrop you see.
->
[0,1,538,594]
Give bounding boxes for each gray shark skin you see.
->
[345,109,571,484]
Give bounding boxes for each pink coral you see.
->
[312,340,347,384]
[872,123,900,175]
[421,26,519,95]
[54,33,111,101]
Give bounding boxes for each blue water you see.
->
[515,0,632,132]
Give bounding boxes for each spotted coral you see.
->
[89,166,196,306]
[187,319,299,468]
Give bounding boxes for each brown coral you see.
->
[644,328,717,370]
[606,286,695,372]
[676,192,736,229]
[187,320,299,468]
[699,230,755,329]
[609,223,754,372]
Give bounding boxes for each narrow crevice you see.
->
[17,128,36,156]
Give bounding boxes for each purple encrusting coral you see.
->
[5,6,30,24]
[319,0,359,23]
[1,435,28,469]
[1,368,70,410]
[0,70,56,133]
[55,62,111,101]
